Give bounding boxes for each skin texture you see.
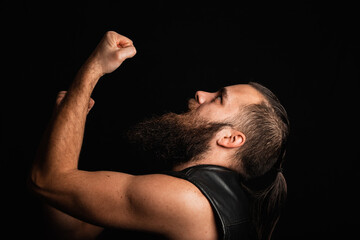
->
[30,31,265,239]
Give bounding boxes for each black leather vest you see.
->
[164,164,252,240]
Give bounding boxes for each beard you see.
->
[127,108,229,170]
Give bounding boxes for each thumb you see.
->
[116,45,137,62]
[87,98,95,114]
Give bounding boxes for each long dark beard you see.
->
[127,111,228,169]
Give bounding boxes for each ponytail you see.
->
[234,82,289,239]
[243,170,287,240]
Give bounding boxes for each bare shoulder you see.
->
[128,174,218,240]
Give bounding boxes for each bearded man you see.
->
[30,31,289,240]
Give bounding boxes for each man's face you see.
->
[128,84,264,169]
[188,84,265,123]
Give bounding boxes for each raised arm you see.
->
[31,31,136,179]
[30,31,136,234]
[29,31,217,239]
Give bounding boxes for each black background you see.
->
[1,1,359,239]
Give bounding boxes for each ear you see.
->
[216,128,246,149]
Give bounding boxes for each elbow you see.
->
[28,154,49,195]
[28,165,75,197]
[27,168,45,195]
[28,164,55,197]
[28,158,63,195]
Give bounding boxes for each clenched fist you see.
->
[87,31,136,76]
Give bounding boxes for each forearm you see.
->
[32,60,101,183]
[50,60,100,167]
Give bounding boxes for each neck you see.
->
[172,156,237,172]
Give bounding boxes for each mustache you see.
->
[187,98,199,111]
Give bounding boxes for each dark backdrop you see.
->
[1,1,358,239]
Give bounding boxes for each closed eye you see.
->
[212,92,223,104]
[215,95,222,103]
[213,87,227,104]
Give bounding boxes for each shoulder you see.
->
[127,174,218,239]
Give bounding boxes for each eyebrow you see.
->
[219,87,228,102]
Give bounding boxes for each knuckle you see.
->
[131,46,137,55]
[57,91,67,98]
[105,30,114,37]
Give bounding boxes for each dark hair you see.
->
[233,82,289,240]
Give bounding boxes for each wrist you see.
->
[82,56,105,79]
[69,59,102,96]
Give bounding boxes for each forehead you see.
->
[225,84,265,106]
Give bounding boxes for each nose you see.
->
[195,90,213,104]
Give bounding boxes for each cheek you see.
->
[195,105,221,122]
[196,105,235,123]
